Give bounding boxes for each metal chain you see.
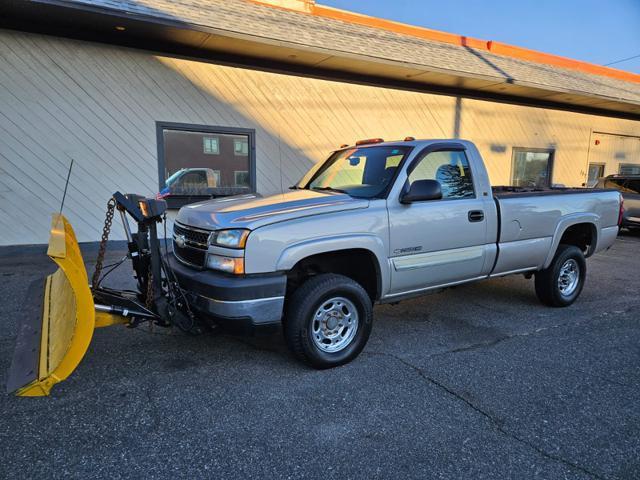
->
[146,265,154,331]
[91,197,116,290]
[145,266,154,310]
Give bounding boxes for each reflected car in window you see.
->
[158,168,220,198]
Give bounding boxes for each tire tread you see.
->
[534,244,586,307]
[284,273,372,368]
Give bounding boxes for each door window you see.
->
[175,171,208,190]
[408,150,475,199]
[511,148,554,188]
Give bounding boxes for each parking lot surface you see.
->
[1,233,639,479]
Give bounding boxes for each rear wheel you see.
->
[534,244,586,307]
[284,274,373,369]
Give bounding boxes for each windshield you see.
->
[298,145,412,198]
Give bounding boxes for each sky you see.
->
[321,0,640,74]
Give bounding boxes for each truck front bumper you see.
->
[165,254,286,330]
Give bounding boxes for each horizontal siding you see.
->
[0,29,639,245]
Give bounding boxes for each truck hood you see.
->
[175,190,369,230]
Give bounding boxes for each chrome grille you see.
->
[173,222,211,267]
[173,242,206,267]
[173,223,210,247]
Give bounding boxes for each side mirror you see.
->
[400,179,442,203]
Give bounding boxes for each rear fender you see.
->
[543,213,599,269]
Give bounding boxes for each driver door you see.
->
[387,147,492,295]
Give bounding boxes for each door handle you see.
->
[468,210,484,222]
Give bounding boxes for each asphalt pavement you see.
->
[1,232,639,479]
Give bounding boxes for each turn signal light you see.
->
[206,254,245,274]
[355,138,384,146]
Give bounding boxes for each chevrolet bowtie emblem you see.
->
[175,234,186,248]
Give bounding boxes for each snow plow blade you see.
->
[6,214,96,396]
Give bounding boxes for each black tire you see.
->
[284,273,373,369]
[534,244,586,307]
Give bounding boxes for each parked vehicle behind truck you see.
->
[595,175,640,232]
[171,138,623,368]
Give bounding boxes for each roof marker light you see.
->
[339,144,349,148]
[355,138,384,146]
[404,136,415,141]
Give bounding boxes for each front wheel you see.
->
[534,244,586,307]
[284,274,373,369]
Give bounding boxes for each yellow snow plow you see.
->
[7,193,198,396]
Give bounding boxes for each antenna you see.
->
[60,159,74,214]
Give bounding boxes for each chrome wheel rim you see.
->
[558,259,580,296]
[311,296,359,353]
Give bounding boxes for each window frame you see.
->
[619,163,640,175]
[202,136,220,155]
[587,163,605,187]
[156,122,256,208]
[234,170,250,187]
[510,147,555,188]
[234,138,249,156]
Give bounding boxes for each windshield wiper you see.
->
[311,186,348,194]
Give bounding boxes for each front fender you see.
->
[543,213,599,269]
[276,234,390,296]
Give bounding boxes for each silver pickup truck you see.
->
[169,139,622,368]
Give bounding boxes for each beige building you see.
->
[1,0,639,245]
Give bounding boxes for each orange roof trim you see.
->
[248,0,640,85]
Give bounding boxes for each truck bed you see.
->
[489,186,621,276]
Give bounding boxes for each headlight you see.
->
[206,254,245,274]
[209,229,250,249]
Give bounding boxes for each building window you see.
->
[157,122,256,208]
[619,164,640,175]
[511,148,554,188]
[234,138,249,156]
[203,137,219,155]
[234,171,250,187]
[587,163,605,187]
[408,150,475,199]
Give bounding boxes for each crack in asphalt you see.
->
[430,305,640,358]
[566,366,631,388]
[364,350,607,480]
